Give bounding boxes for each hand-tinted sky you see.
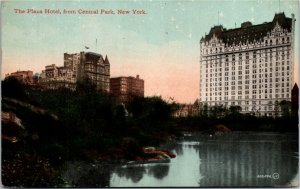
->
[2,0,299,103]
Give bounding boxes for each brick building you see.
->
[110,75,144,103]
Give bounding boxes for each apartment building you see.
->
[110,75,144,103]
[41,51,110,92]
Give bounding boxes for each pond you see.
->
[61,132,298,187]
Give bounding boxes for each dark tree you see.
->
[279,100,291,117]
[2,77,26,99]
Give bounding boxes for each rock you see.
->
[213,124,231,133]
[140,147,176,163]
[155,151,170,159]
[157,149,176,158]
[2,111,26,143]
[2,112,24,128]
[3,97,59,120]
[143,147,156,153]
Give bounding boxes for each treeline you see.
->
[175,103,298,132]
[1,77,179,187]
[2,77,179,159]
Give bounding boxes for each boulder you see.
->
[213,124,231,133]
[157,149,176,158]
[2,111,26,143]
[141,147,176,163]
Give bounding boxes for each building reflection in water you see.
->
[110,139,204,187]
[64,132,298,187]
[114,165,146,183]
[197,132,298,187]
[148,164,170,180]
[110,163,171,186]
[112,163,170,183]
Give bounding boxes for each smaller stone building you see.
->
[6,71,33,84]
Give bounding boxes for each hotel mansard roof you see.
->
[201,12,293,46]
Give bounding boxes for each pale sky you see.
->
[1,0,299,103]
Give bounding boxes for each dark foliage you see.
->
[2,77,26,99]
[2,80,178,187]
[175,107,298,133]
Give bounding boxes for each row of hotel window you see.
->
[86,73,107,81]
[202,47,290,60]
[204,69,290,77]
[85,67,106,72]
[204,104,279,112]
[203,93,290,101]
[204,99,285,105]
[202,104,287,111]
[202,76,291,84]
[204,56,290,66]
[204,87,290,95]
[46,73,73,77]
[204,61,291,70]
[203,36,290,54]
[203,82,291,89]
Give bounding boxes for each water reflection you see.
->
[60,132,298,187]
[60,161,112,187]
[110,163,172,187]
[197,132,298,187]
[110,138,202,187]
[166,141,184,156]
[148,164,170,180]
[114,165,146,183]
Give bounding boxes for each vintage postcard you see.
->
[1,0,299,187]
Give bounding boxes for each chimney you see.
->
[136,75,139,79]
[241,21,252,28]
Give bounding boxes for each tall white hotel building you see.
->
[199,13,296,116]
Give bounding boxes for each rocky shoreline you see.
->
[132,147,176,163]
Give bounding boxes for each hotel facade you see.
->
[199,13,296,116]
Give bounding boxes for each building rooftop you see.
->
[201,12,293,45]
[85,52,102,57]
[84,52,105,62]
[104,55,110,65]
[111,75,143,80]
